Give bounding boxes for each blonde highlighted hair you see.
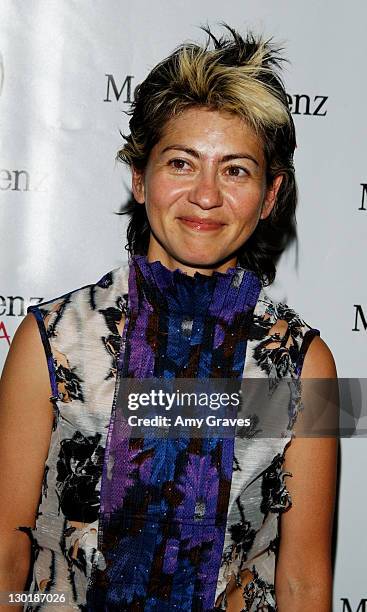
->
[118,25,297,285]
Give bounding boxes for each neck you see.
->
[146,241,238,277]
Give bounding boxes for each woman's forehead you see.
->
[161,106,251,133]
[154,107,265,161]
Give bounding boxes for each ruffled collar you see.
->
[127,254,262,318]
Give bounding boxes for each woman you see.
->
[0,26,337,611]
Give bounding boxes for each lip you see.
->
[178,216,225,231]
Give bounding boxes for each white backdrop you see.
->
[1,1,366,608]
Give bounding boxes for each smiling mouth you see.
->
[178,217,225,231]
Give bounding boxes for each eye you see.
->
[225,165,249,177]
[169,158,190,171]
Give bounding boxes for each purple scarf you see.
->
[87,255,262,611]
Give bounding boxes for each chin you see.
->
[172,250,234,270]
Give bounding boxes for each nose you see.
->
[188,169,223,210]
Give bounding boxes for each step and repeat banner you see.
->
[1,1,366,609]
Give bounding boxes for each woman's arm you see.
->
[0,314,54,608]
[275,336,338,612]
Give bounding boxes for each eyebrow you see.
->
[160,145,260,167]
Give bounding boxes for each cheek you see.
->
[143,177,175,235]
[143,185,164,225]
[145,175,184,215]
[230,186,265,225]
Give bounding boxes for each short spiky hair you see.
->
[117,25,297,285]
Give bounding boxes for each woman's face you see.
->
[132,107,283,275]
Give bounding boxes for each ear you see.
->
[260,174,284,220]
[131,166,145,204]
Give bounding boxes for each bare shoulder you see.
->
[4,309,39,351]
[1,312,51,395]
[301,335,337,379]
[6,310,43,353]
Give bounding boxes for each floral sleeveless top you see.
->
[21,257,319,611]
